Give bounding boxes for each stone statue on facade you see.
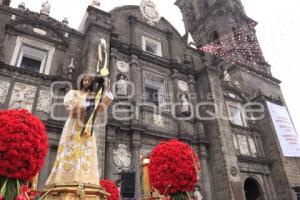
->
[194,186,203,200]
[113,144,131,172]
[116,75,127,96]
[181,94,189,113]
[224,70,231,82]
[40,1,51,15]
[91,0,100,7]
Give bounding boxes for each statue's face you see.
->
[82,76,93,91]
[120,75,125,80]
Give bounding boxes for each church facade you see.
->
[0,0,299,199]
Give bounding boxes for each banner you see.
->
[267,101,300,157]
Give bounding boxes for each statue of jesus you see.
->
[45,75,100,187]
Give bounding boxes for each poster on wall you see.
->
[267,101,300,157]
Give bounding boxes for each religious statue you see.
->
[40,1,51,15]
[91,0,100,7]
[45,75,100,188]
[43,39,112,199]
[193,186,203,200]
[116,75,127,96]
[181,94,189,113]
[224,70,231,82]
[113,144,131,172]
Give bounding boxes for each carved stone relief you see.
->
[36,90,52,114]
[178,80,188,92]
[116,74,128,96]
[0,80,10,105]
[113,144,131,172]
[153,114,164,127]
[116,60,129,73]
[140,0,161,24]
[9,82,37,111]
[237,135,250,156]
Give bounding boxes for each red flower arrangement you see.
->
[0,109,48,199]
[149,140,201,200]
[100,180,120,200]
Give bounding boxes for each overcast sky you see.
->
[10,0,300,133]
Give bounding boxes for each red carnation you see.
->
[100,180,120,200]
[149,140,201,197]
[0,109,48,180]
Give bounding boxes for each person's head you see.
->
[120,75,125,80]
[80,75,93,92]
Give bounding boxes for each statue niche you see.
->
[116,74,128,96]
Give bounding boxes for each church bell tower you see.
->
[175,0,270,74]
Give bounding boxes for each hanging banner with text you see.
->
[267,101,300,157]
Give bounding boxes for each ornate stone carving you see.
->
[91,0,100,8]
[237,135,250,155]
[116,60,129,73]
[33,28,47,36]
[232,134,239,151]
[36,90,52,114]
[113,144,131,172]
[140,0,161,24]
[9,82,36,111]
[40,1,51,15]
[62,17,69,26]
[224,70,231,82]
[0,80,10,105]
[181,94,189,113]
[116,75,127,96]
[178,80,188,92]
[18,2,25,11]
[230,166,238,177]
[153,114,164,127]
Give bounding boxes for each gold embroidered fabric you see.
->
[45,90,99,187]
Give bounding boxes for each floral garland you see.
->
[0,109,48,200]
[100,180,120,200]
[149,140,201,200]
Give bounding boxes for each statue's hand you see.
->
[86,92,96,100]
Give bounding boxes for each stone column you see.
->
[131,131,141,200]
[171,69,180,114]
[262,174,272,200]
[109,47,118,83]
[188,74,197,106]
[130,55,142,115]
[105,126,115,180]
[38,144,57,190]
[266,174,278,200]
[166,31,175,61]
[199,145,213,200]
[129,16,137,47]
[38,146,52,190]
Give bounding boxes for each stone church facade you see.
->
[0,0,299,199]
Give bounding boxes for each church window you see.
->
[17,45,47,73]
[142,36,162,57]
[10,36,55,75]
[234,134,258,157]
[144,77,168,109]
[227,102,247,127]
